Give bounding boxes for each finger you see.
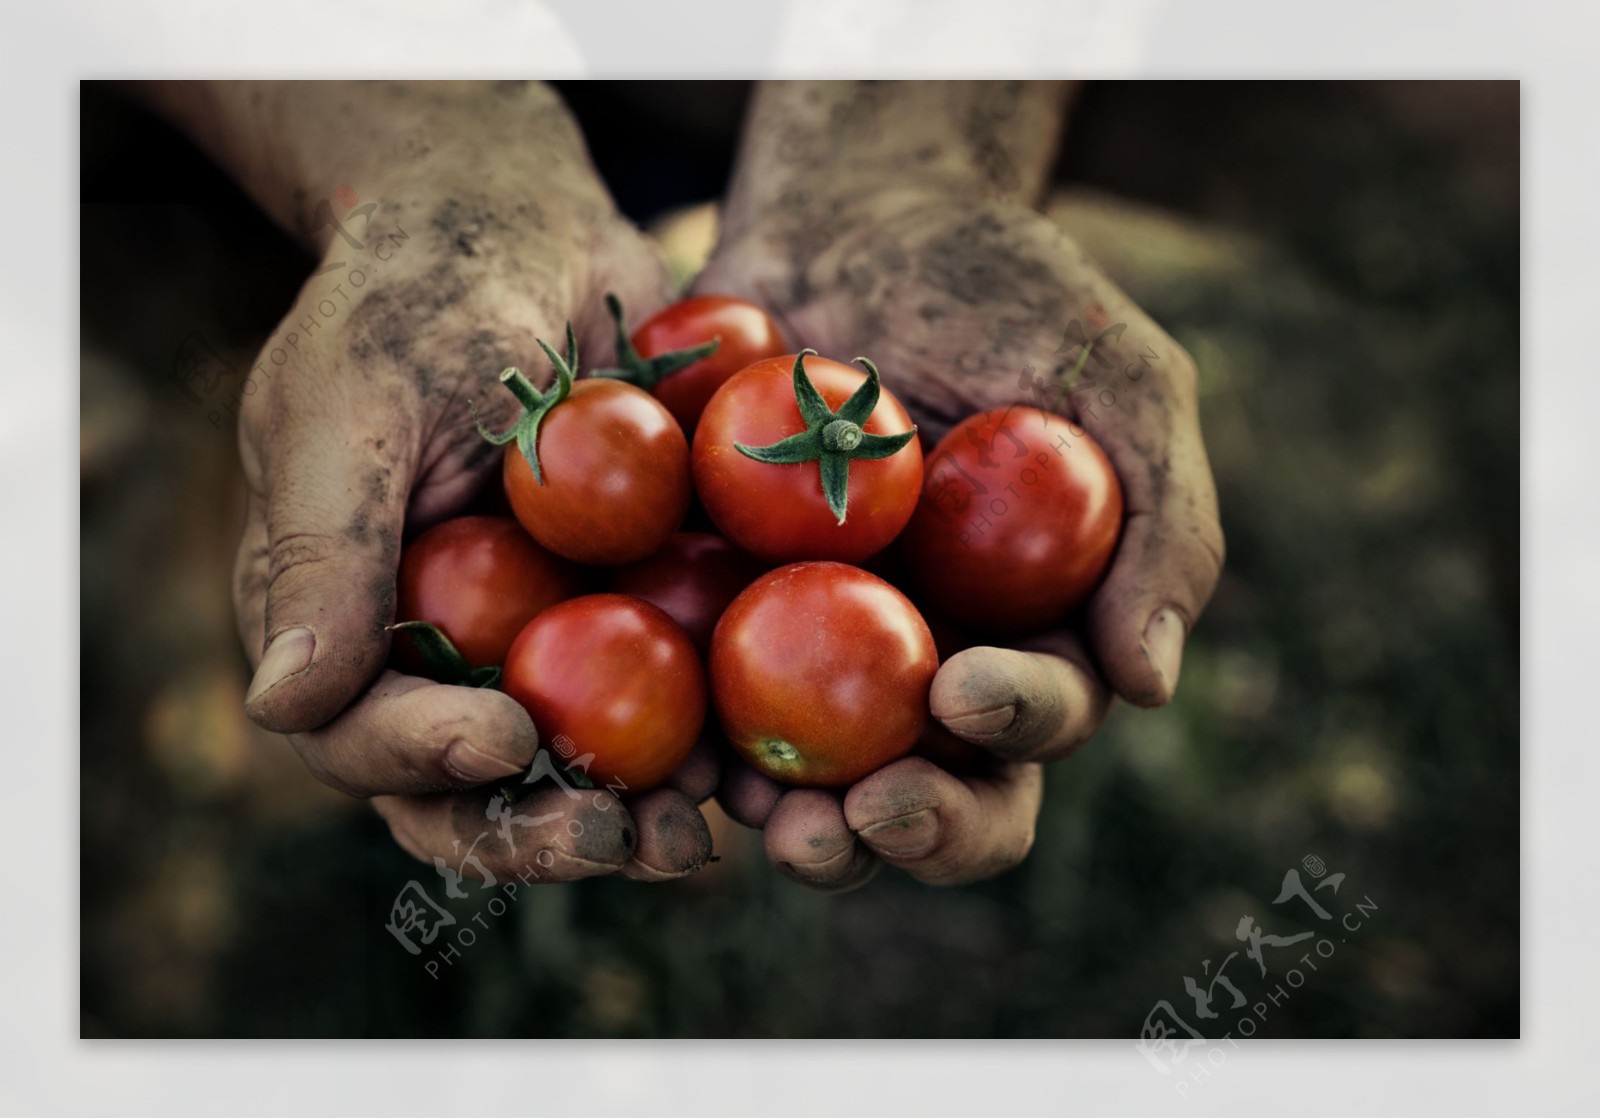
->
[373,783,636,884]
[285,670,540,798]
[578,233,677,367]
[1083,359,1225,706]
[619,788,714,882]
[718,756,785,829]
[929,634,1113,764]
[764,789,880,893]
[238,392,414,734]
[844,756,1043,887]
[666,737,721,805]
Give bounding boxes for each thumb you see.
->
[1084,361,1226,707]
[239,405,413,734]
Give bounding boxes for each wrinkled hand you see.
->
[233,159,718,883]
[697,187,1224,889]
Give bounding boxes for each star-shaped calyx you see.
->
[590,293,721,390]
[735,349,918,525]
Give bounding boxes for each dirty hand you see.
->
[700,81,1224,888]
[155,81,718,882]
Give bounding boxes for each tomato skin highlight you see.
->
[608,532,766,655]
[393,515,581,672]
[631,295,786,434]
[501,378,691,566]
[502,594,706,794]
[901,406,1124,633]
[711,562,938,788]
[692,354,923,564]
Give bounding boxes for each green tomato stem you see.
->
[822,419,864,452]
[472,324,580,485]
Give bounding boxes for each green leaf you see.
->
[605,292,644,368]
[558,762,595,790]
[640,337,720,381]
[537,335,574,396]
[516,420,544,485]
[836,357,882,426]
[735,430,823,465]
[598,293,721,389]
[464,665,503,690]
[790,350,832,428]
[473,403,519,445]
[389,621,484,687]
[852,429,919,460]
[819,452,851,524]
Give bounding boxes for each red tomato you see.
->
[502,594,705,794]
[608,532,766,655]
[393,516,581,672]
[711,562,937,788]
[499,377,691,566]
[901,406,1123,633]
[692,353,923,564]
[624,295,786,434]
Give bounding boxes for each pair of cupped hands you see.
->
[235,174,1224,892]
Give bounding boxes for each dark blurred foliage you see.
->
[80,81,1517,1038]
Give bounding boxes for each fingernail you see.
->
[776,846,879,893]
[860,809,940,858]
[444,738,528,783]
[245,627,315,705]
[1142,608,1186,699]
[941,704,1016,738]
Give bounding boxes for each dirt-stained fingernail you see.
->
[622,793,714,881]
[539,800,636,873]
[776,845,880,893]
[1142,608,1186,700]
[444,738,528,784]
[859,809,941,858]
[245,627,314,706]
[940,704,1016,739]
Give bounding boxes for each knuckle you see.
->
[232,552,269,653]
[930,835,1033,886]
[1044,727,1094,764]
[1188,513,1227,587]
[267,530,344,587]
[1201,515,1227,572]
[233,552,268,616]
[1165,345,1201,395]
[237,385,279,433]
[288,734,368,798]
[1008,820,1038,866]
[951,823,1036,885]
[1000,678,1068,759]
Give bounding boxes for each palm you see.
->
[695,192,1220,889]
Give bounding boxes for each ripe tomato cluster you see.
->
[390,295,1125,795]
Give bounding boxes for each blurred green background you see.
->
[80,81,1518,1038]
